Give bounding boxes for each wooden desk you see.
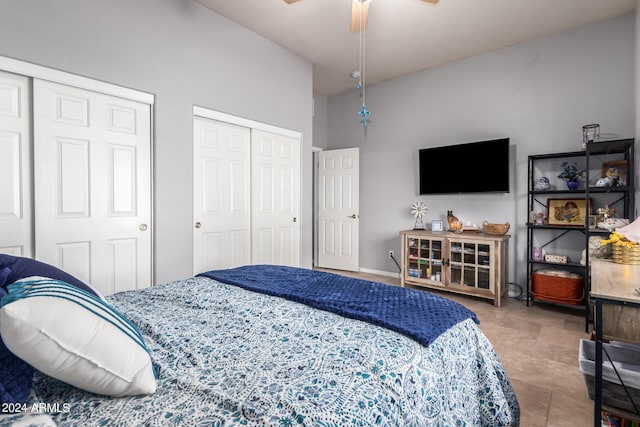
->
[590,259,640,426]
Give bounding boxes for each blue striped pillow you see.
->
[0,255,104,406]
[0,278,156,397]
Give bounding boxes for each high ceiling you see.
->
[196,0,636,96]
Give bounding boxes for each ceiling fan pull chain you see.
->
[357,5,370,132]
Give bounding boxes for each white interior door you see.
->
[317,147,360,271]
[193,117,251,274]
[33,79,152,296]
[251,129,300,267]
[0,71,31,257]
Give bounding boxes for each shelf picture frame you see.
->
[587,214,597,229]
[601,160,627,185]
[546,198,592,227]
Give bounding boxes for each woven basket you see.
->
[531,270,584,305]
[612,241,640,265]
[483,221,510,236]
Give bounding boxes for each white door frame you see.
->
[0,55,154,105]
[193,107,301,140]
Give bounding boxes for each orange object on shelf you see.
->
[531,270,584,305]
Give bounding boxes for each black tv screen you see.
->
[419,138,510,194]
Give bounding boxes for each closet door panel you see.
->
[57,241,91,280]
[0,71,31,256]
[0,133,21,217]
[193,117,251,274]
[57,137,90,216]
[109,144,137,215]
[251,130,300,267]
[34,79,151,296]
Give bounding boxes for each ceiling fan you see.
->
[283,0,439,33]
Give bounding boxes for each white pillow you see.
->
[0,277,156,397]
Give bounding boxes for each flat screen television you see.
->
[419,138,510,194]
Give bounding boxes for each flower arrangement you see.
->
[557,161,585,181]
[601,231,637,248]
[600,218,640,264]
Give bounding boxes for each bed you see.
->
[0,257,520,426]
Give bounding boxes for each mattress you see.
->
[1,271,519,426]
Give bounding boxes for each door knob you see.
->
[139,224,148,231]
[195,222,202,228]
[348,214,358,219]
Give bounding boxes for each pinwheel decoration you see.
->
[411,201,429,230]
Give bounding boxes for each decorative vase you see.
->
[447,210,459,231]
[566,179,579,190]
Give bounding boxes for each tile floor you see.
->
[316,268,594,427]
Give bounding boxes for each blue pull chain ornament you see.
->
[358,104,370,129]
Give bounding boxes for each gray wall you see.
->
[637,2,640,184]
[0,0,314,284]
[325,13,635,288]
[313,96,329,149]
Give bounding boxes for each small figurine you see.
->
[595,176,613,187]
[447,210,459,231]
[596,167,621,187]
[534,177,551,191]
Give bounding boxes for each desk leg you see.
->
[594,299,603,427]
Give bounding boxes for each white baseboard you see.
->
[358,267,401,279]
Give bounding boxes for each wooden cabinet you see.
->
[590,259,640,425]
[400,230,510,307]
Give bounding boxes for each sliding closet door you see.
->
[33,79,151,296]
[193,117,251,274]
[251,129,300,267]
[0,71,32,257]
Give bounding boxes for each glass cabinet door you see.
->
[406,236,444,285]
[448,240,493,292]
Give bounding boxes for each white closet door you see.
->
[33,79,151,296]
[251,129,300,267]
[193,117,251,274]
[0,71,32,257]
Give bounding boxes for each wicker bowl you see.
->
[483,221,510,236]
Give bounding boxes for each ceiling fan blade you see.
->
[421,0,439,3]
[283,0,301,3]
[350,0,369,33]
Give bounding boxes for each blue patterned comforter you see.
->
[10,275,519,426]
[199,265,480,349]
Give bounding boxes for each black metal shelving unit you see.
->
[526,138,635,330]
